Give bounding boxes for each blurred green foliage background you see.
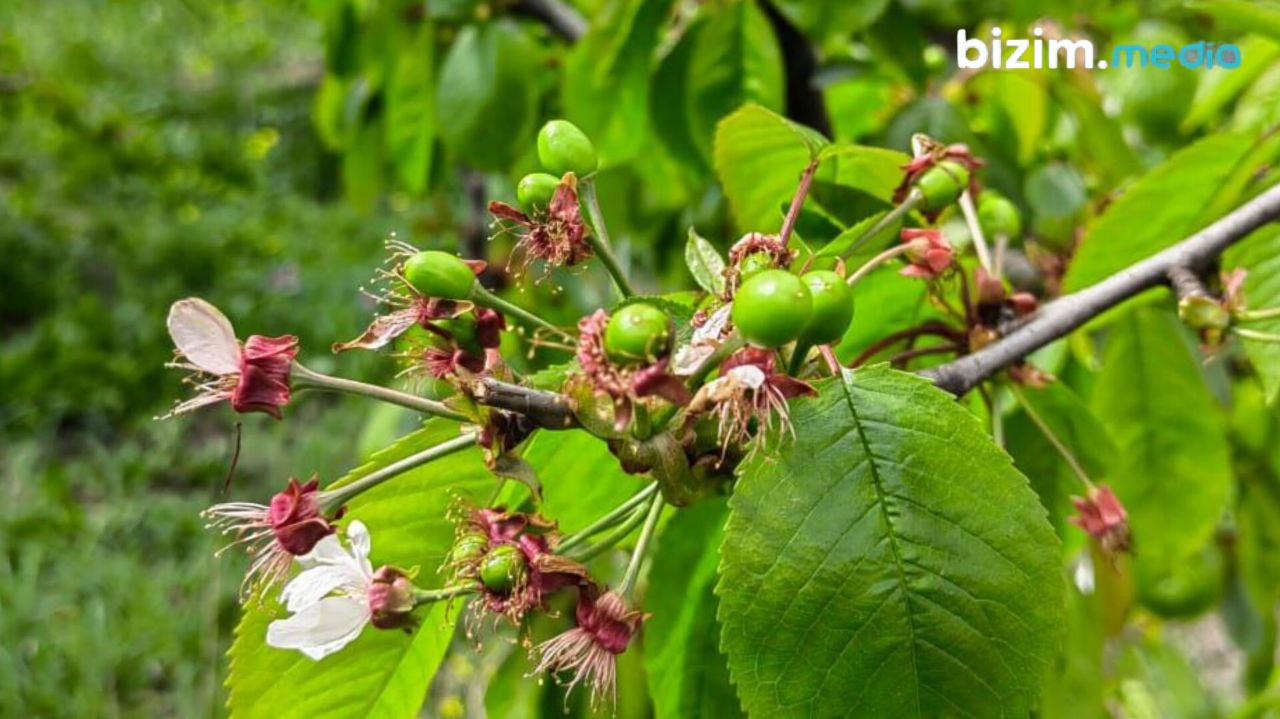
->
[0,2,408,715]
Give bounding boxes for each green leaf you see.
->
[644,500,742,719]
[435,21,536,171]
[519,429,646,533]
[384,25,436,195]
[714,104,828,233]
[809,144,909,231]
[228,603,456,719]
[684,0,784,166]
[227,421,495,718]
[970,72,1049,165]
[833,267,935,363]
[1225,225,1280,402]
[1091,309,1232,565]
[342,120,384,211]
[770,0,890,44]
[684,228,726,296]
[1182,35,1280,133]
[1063,133,1257,293]
[1053,80,1141,186]
[1186,0,1280,42]
[562,0,675,166]
[718,366,1063,717]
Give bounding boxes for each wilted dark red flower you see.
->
[448,506,591,626]
[490,173,591,271]
[164,298,299,420]
[899,229,954,280]
[533,589,647,707]
[204,477,344,597]
[576,310,691,432]
[687,347,815,454]
[333,239,487,354]
[1069,485,1131,556]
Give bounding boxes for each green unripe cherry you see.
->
[516,173,560,212]
[915,160,970,213]
[977,192,1022,239]
[731,270,812,348]
[403,250,477,300]
[798,271,855,345]
[479,544,525,594]
[450,531,489,566]
[604,303,671,365]
[736,252,775,284]
[536,120,598,177]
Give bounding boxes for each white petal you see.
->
[167,298,241,375]
[672,344,714,376]
[727,364,767,390]
[280,565,364,612]
[266,596,369,661]
[693,305,731,344]
[295,533,347,570]
[346,520,371,565]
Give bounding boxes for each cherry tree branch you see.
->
[471,378,580,429]
[922,183,1280,396]
[514,0,586,41]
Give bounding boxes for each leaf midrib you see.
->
[836,376,924,717]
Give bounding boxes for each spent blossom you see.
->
[163,298,298,419]
[1069,485,1131,556]
[203,477,343,597]
[532,589,646,708]
[489,173,591,271]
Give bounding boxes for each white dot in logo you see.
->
[1098,60,1108,69]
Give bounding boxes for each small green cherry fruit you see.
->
[604,303,671,365]
[516,173,560,211]
[403,251,477,300]
[536,120,598,177]
[798,270,855,345]
[977,191,1022,239]
[915,160,970,213]
[731,269,812,348]
[479,544,526,594]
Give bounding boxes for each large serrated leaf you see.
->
[435,21,536,171]
[1062,133,1256,294]
[1091,309,1232,565]
[644,500,741,719]
[518,429,646,533]
[563,0,675,166]
[384,25,436,195]
[227,421,493,719]
[714,104,828,233]
[1225,225,1280,402]
[717,366,1063,717]
[685,228,727,296]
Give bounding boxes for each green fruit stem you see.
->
[1009,385,1095,492]
[412,584,477,607]
[1236,306,1280,322]
[788,341,813,376]
[841,190,923,260]
[1233,327,1280,343]
[957,190,994,273]
[845,242,914,287]
[993,233,1009,279]
[555,482,660,553]
[581,180,636,298]
[470,286,574,342]
[618,493,665,596]
[318,431,479,511]
[291,362,469,422]
[565,501,653,562]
